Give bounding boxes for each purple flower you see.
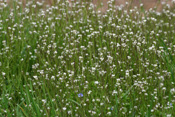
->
[78,93,83,97]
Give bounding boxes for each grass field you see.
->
[0,0,175,116]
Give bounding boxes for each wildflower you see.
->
[2,72,5,76]
[33,76,38,80]
[125,70,129,77]
[107,55,113,64]
[78,93,83,97]
[107,112,111,115]
[170,88,175,94]
[63,107,66,111]
[94,81,99,84]
[88,90,92,95]
[68,111,71,114]
[167,114,171,117]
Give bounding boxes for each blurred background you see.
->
[5,0,174,12]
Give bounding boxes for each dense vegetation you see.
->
[0,0,175,116]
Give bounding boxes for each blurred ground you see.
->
[5,0,174,12]
[93,0,173,12]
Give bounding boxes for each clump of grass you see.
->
[0,0,175,116]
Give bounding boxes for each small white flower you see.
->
[127,56,131,60]
[92,67,96,71]
[68,111,71,114]
[107,55,113,64]
[42,99,47,104]
[107,112,111,115]
[167,114,171,117]
[2,72,6,76]
[126,70,129,77]
[94,81,99,84]
[88,90,92,95]
[170,88,175,94]
[63,107,66,111]
[112,90,118,94]
[51,76,55,80]
[33,76,38,80]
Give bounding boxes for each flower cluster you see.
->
[0,0,175,116]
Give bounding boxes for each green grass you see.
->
[0,0,175,116]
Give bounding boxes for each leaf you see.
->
[120,85,134,99]
[17,104,29,117]
[68,99,81,107]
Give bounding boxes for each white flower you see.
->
[127,56,131,59]
[94,81,99,84]
[112,90,118,95]
[167,114,171,117]
[88,90,92,95]
[107,55,113,64]
[2,72,6,76]
[107,112,111,115]
[63,107,66,111]
[42,99,47,104]
[92,67,96,71]
[68,111,71,114]
[170,88,175,94]
[33,76,38,80]
[125,70,129,77]
[51,76,55,80]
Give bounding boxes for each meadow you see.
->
[0,0,175,116]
